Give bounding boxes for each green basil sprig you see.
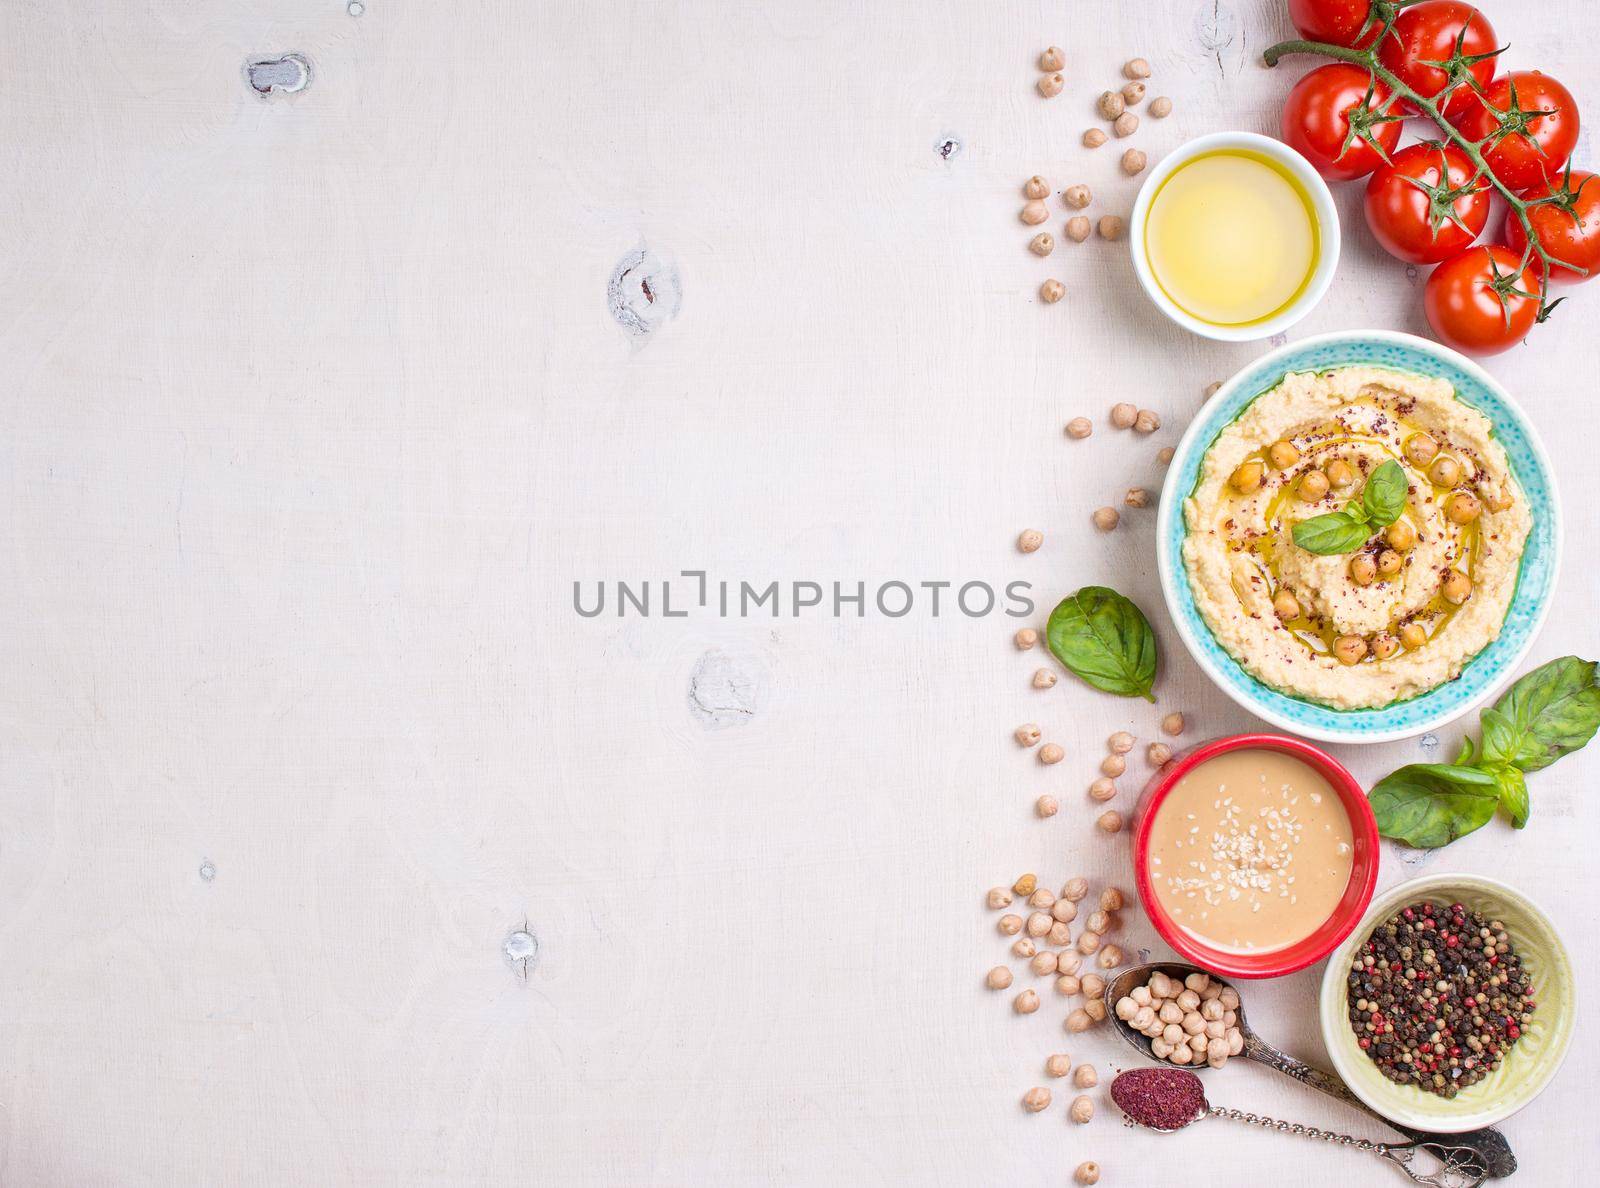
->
[1371,656,1600,848]
[1291,459,1408,556]
[1046,586,1159,702]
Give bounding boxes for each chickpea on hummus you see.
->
[1183,366,1531,709]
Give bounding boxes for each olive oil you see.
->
[1145,150,1319,327]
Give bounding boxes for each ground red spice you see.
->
[1109,1068,1209,1130]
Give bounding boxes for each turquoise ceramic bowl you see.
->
[1155,331,1560,744]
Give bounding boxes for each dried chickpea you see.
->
[1083,998,1107,1022]
[1134,409,1160,433]
[1113,112,1139,137]
[1092,506,1119,531]
[1015,988,1041,1014]
[1035,795,1059,818]
[1024,175,1051,200]
[1056,973,1081,996]
[1124,58,1152,79]
[1100,754,1126,778]
[1149,95,1173,117]
[1080,972,1105,998]
[1038,72,1065,98]
[1125,487,1149,508]
[1088,777,1117,802]
[1028,231,1055,257]
[1039,742,1065,765]
[1122,81,1146,105]
[1039,46,1066,71]
[1065,1008,1092,1033]
[1017,528,1044,553]
[1026,911,1052,937]
[1040,279,1066,304]
[1062,877,1089,902]
[1013,873,1038,896]
[1047,921,1072,947]
[1099,887,1124,911]
[1030,951,1059,977]
[1051,898,1078,923]
[1015,723,1041,747]
[1110,402,1138,429]
[1074,1063,1099,1088]
[1063,183,1092,209]
[986,886,1013,909]
[1015,627,1039,650]
[998,914,1023,935]
[1066,416,1092,439]
[1028,888,1056,910]
[1096,810,1123,833]
[1065,215,1093,242]
[1075,1162,1101,1186]
[1121,148,1147,175]
[1012,938,1036,959]
[985,966,1013,990]
[1070,1095,1094,1123]
[1022,1086,1051,1113]
[1097,944,1124,969]
[1202,380,1223,400]
[1115,996,1138,1021]
[1148,742,1172,766]
[1085,910,1111,934]
[1096,90,1125,119]
[1097,215,1125,240]
[1032,668,1057,689]
[1046,1053,1072,1078]
[1082,127,1108,149]
[1056,949,1082,976]
[1076,930,1101,955]
[1161,712,1185,736]
[1021,200,1050,225]
[1158,446,1175,465]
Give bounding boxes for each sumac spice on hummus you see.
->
[1347,900,1536,1098]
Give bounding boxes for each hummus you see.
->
[1183,366,1531,709]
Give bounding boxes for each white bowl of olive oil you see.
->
[1130,131,1341,341]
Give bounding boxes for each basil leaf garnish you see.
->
[1361,460,1408,526]
[1369,764,1501,849]
[1492,656,1600,772]
[1291,510,1373,556]
[1045,585,1159,702]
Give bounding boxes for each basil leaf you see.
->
[1369,763,1500,849]
[1045,586,1159,702]
[1291,510,1374,556]
[1361,459,1408,526]
[1492,765,1530,829]
[1478,706,1528,771]
[1455,734,1479,767]
[1491,656,1600,773]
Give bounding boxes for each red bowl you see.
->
[1131,733,1380,979]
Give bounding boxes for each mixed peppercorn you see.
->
[1346,900,1536,1098]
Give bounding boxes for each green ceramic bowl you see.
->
[1319,874,1574,1133]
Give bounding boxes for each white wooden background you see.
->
[1,2,1595,1184]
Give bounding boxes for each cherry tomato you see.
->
[1289,0,1382,47]
[1377,2,1498,115]
[1364,142,1490,264]
[1448,71,1580,192]
[1281,64,1403,181]
[1504,170,1600,284]
[1423,245,1541,355]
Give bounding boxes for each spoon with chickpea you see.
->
[1104,962,1514,1182]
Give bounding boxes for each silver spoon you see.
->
[1104,961,1515,1182]
[1109,1067,1487,1188]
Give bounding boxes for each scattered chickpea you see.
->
[1080,972,1105,998]
[1377,548,1403,577]
[1022,1086,1052,1113]
[1096,810,1124,833]
[1026,911,1052,937]
[1017,528,1044,553]
[1443,570,1473,605]
[1097,215,1125,240]
[1299,470,1330,502]
[1096,89,1126,120]
[1202,380,1222,400]
[1108,730,1135,754]
[1385,519,1417,551]
[1148,742,1172,766]
[1075,1162,1101,1186]
[1030,951,1059,977]
[1015,723,1041,747]
[1326,458,1356,489]
[1063,877,1089,902]
[1040,279,1066,304]
[1056,973,1081,996]
[1088,777,1117,802]
[986,886,1013,909]
[1272,589,1301,621]
[1125,487,1149,508]
[1021,200,1050,225]
[1158,446,1175,465]
[1334,634,1368,666]
[1015,627,1039,650]
[1039,46,1066,72]
[1065,215,1092,242]
[1404,432,1440,465]
[1028,231,1056,257]
[1231,462,1263,494]
[1013,937,1036,959]
[1100,753,1126,778]
[1449,492,1482,524]
[1035,795,1058,818]
[1372,633,1400,660]
[1051,899,1079,925]
[1161,712,1185,736]
[1015,988,1041,1014]
[1134,409,1160,433]
[999,913,1023,935]
[1083,998,1108,1022]
[1268,440,1300,469]
[1073,1063,1099,1089]
[1038,72,1065,98]
[1431,456,1462,487]
[1046,1053,1072,1078]
[1066,416,1093,439]
[1350,554,1377,586]
[1065,1008,1093,1033]
[1110,402,1138,429]
[1076,930,1101,955]
[1047,920,1072,946]
[1123,57,1152,79]
[985,965,1013,990]
[1082,127,1108,149]
[1121,81,1146,105]
[1063,183,1092,209]
[1149,95,1173,118]
[1092,506,1120,531]
[1033,668,1058,689]
[1097,944,1124,969]
[1121,148,1147,175]
[1070,1095,1095,1123]
[1057,948,1081,974]
[1086,909,1111,934]
[1039,743,1064,765]
[1013,873,1038,896]
[1113,112,1139,137]
[1024,175,1051,200]
[1400,621,1429,650]
[1095,888,1121,913]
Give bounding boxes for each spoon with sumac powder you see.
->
[1104,962,1514,1182]
[1110,1067,1488,1188]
